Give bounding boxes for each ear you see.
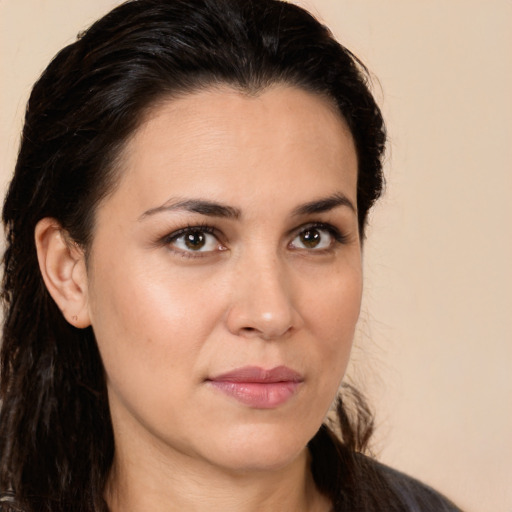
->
[35,218,91,328]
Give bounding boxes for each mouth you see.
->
[206,365,304,409]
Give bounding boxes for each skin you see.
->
[37,85,361,512]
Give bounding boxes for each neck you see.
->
[105,437,330,512]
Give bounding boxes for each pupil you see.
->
[185,231,206,250]
[301,229,320,248]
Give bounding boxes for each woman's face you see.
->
[85,85,361,473]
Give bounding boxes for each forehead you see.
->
[106,85,358,217]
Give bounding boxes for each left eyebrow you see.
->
[291,193,356,216]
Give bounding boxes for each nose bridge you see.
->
[226,244,298,339]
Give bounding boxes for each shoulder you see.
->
[308,426,462,512]
[357,454,463,512]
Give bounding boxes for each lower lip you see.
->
[208,381,301,409]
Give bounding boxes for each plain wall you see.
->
[1,2,511,511]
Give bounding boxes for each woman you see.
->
[0,0,462,510]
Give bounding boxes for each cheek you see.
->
[304,255,362,328]
[302,262,362,375]
[86,253,214,393]
[86,260,223,444]
[284,263,362,433]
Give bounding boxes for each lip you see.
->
[207,365,303,409]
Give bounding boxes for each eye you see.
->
[289,224,341,251]
[166,226,223,254]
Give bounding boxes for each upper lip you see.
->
[208,365,303,383]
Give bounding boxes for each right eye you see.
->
[166,226,224,255]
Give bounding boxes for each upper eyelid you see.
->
[288,221,340,237]
[164,224,217,241]
[165,222,337,238]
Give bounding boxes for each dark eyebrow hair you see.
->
[139,198,241,220]
[139,192,355,221]
[291,193,356,216]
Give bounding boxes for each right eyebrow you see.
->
[138,198,242,221]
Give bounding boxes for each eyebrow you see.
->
[139,192,355,221]
[291,193,356,216]
[139,198,241,220]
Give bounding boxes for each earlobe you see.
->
[34,218,91,328]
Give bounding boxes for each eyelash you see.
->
[160,221,349,258]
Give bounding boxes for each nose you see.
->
[225,253,301,340]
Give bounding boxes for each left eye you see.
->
[289,226,335,250]
[168,228,220,253]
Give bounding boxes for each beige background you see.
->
[1,1,511,511]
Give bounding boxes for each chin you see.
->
[201,422,317,474]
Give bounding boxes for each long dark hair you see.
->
[1,1,385,510]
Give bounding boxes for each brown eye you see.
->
[290,225,335,251]
[184,231,206,250]
[300,228,322,248]
[167,227,221,254]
